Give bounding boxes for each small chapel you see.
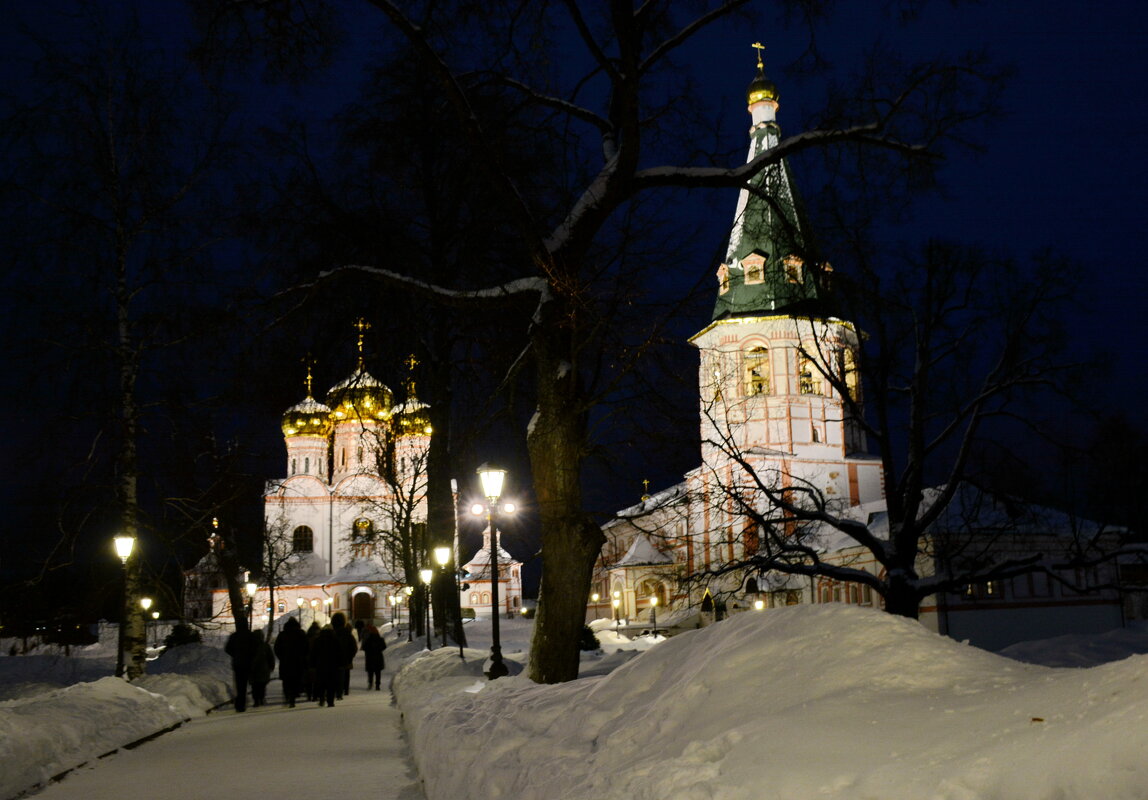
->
[591,49,1129,651]
[183,321,523,630]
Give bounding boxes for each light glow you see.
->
[476,463,507,501]
[420,568,433,584]
[433,546,451,566]
[113,535,135,563]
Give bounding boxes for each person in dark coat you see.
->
[225,628,253,712]
[309,625,342,707]
[274,617,309,708]
[330,612,358,697]
[249,629,276,707]
[361,625,386,690]
[304,620,321,700]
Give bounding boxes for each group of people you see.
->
[225,611,388,712]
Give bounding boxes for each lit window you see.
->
[798,357,822,395]
[743,347,770,396]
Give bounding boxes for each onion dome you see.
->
[326,367,393,423]
[281,363,332,437]
[394,355,432,436]
[747,53,778,105]
[281,395,333,437]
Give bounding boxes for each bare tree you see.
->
[195,0,1006,682]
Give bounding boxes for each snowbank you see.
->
[395,605,1148,800]
[0,644,232,800]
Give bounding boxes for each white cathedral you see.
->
[592,54,1131,651]
[184,322,523,630]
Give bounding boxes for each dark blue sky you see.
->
[3,1,1146,597]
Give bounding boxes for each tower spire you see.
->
[302,355,315,399]
[712,47,824,321]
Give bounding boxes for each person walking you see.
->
[304,620,321,700]
[330,612,358,698]
[224,628,253,713]
[361,625,386,690]
[249,629,276,707]
[310,625,341,708]
[274,617,309,708]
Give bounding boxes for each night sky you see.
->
[2,1,1146,615]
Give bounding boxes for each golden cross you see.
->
[353,318,371,367]
[301,354,315,397]
[752,41,765,68]
[404,353,419,397]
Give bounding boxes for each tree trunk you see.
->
[526,304,605,683]
[883,574,921,620]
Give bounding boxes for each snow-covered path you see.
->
[34,674,423,800]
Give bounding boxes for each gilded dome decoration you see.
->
[747,41,778,104]
[281,396,333,437]
[394,354,432,436]
[326,367,394,423]
[281,362,332,436]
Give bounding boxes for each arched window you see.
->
[304,457,310,474]
[470,592,480,605]
[352,518,373,541]
[292,526,314,553]
[798,357,822,395]
[277,600,286,613]
[743,347,769,396]
[291,458,297,475]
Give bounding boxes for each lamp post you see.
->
[389,594,399,633]
[591,592,600,621]
[310,598,318,625]
[473,463,515,680]
[245,581,257,629]
[404,586,414,641]
[113,535,135,678]
[297,596,305,622]
[649,595,658,637]
[140,597,152,649]
[612,597,620,634]
[419,568,433,651]
[151,610,160,647]
[323,596,333,624]
[433,546,452,650]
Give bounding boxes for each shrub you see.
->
[579,625,600,651]
[164,623,202,649]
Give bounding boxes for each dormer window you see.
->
[742,254,766,285]
[784,255,803,284]
[717,264,731,294]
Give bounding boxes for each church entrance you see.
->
[352,591,374,622]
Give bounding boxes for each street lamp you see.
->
[404,586,414,641]
[113,535,135,678]
[296,596,304,621]
[323,596,333,624]
[472,463,515,680]
[151,610,160,647]
[245,581,257,629]
[141,598,152,649]
[649,595,658,637]
[612,597,620,634]
[433,546,455,652]
[420,568,433,651]
[754,598,765,611]
[310,598,319,625]
[590,592,600,621]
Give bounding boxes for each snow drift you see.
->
[394,604,1148,800]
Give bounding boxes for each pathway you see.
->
[33,660,423,800]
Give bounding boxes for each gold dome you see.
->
[394,397,432,437]
[281,396,332,437]
[326,367,393,424]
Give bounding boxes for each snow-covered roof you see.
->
[613,534,673,568]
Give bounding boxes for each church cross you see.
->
[752,41,765,68]
[353,318,371,368]
[302,354,315,397]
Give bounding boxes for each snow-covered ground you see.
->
[3,607,1147,800]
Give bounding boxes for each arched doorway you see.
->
[351,591,374,622]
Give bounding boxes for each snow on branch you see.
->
[313,264,550,311]
[633,125,934,190]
